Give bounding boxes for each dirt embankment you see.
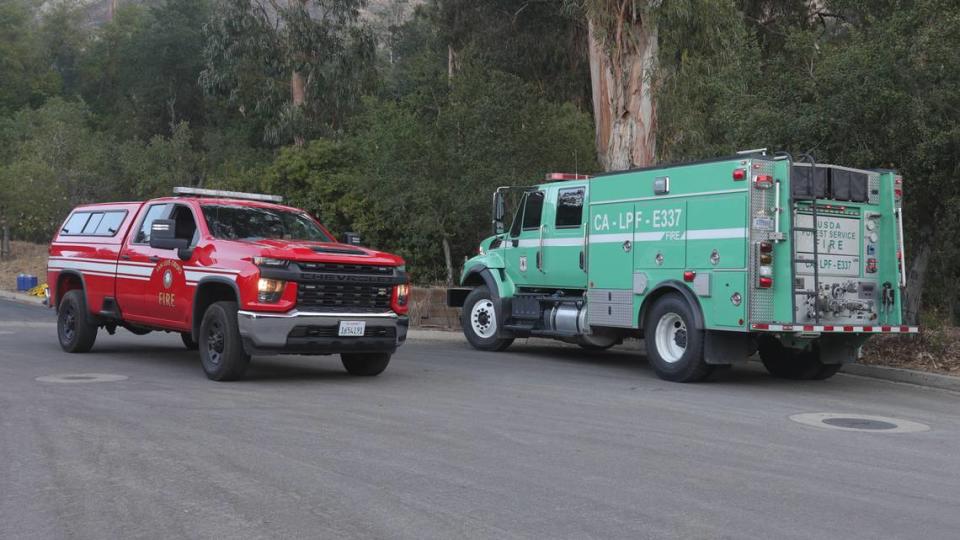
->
[0,241,48,290]
[861,328,960,375]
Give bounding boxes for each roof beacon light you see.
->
[173,186,283,203]
[545,173,591,182]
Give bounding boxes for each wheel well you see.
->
[192,281,238,339]
[462,272,486,287]
[639,283,706,333]
[56,273,84,310]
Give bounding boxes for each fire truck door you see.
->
[504,190,547,288]
[587,201,637,290]
[541,185,588,289]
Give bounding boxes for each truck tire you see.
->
[198,301,249,381]
[57,289,98,353]
[758,336,841,380]
[461,286,514,352]
[643,294,712,382]
[181,332,199,350]
[341,353,391,376]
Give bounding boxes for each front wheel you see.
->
[461,286,513,352]
[198,301,249,381]
[341,353,391,376]
[643,294,712,382]
[181,332,199,350]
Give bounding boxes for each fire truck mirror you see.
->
[149,219,190,251]
[492,191,506,234]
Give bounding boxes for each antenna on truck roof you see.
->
[173,187,283,203]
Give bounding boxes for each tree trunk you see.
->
[447,45,459,80]
[902,238,931,326]
[108,0,119,22]
[442,235,454,286]
[587,7,658,171]
[291,70,306,146]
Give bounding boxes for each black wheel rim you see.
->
[206,320,225,366]
[61,305,76,343]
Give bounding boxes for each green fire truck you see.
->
[447,150,918,382]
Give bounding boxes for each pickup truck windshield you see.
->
[201,204,333,242]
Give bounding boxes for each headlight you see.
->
[258,278,286,303]
[396,265,406,273]
[253,257,289,268]
[394,283,410,307]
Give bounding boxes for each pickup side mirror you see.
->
[341,232,362,246]
[149,219,190,251]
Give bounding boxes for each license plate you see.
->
[752,216,775,230]
[338,321,365,337]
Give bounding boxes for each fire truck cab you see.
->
[48,188,410,381]
[448,151,918,382]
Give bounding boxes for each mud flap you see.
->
[704,330,752,365]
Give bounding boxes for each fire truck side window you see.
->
[555,187,585,228]
[521,191,545,231]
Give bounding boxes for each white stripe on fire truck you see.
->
[686,227,748,240]
[586,227,748,245]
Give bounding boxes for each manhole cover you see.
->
[790,413,929,433]
[35,374,128,384]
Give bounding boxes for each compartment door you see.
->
[586,202,637,327]
[633,200,687,269]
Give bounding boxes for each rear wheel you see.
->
[199,301,249,381]
[341,353,392,376]
[57,290,98,353]
[758,336,840,380]
[643,294,712,382]
[461,286,514,352]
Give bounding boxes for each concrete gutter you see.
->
[0,290,45,306]
[840,363,960,393]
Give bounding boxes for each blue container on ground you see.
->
[16,273,26,291]
[26,275,38,290]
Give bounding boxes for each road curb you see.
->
[841,363,960,392]
[0,290,45,306]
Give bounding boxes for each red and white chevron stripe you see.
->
[751,323,919,333]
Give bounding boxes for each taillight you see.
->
[894,176,903,201]
[753,175,774,189]
[391,283,410,315]
[756,241,774,288]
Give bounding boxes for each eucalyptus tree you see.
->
[200,0,376,145]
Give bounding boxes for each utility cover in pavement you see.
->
[36,373,128,384]
[790,412,929,433]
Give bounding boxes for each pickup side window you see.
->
[60,210,128,237]
[94,211,127,236]
[555,187,585,228]
[170,205,200,246]
[521,190,545,231]
[61,212,91,235]
[133,204,172,244]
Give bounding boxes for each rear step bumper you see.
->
[751,323,918,333]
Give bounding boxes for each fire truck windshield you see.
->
[201,204,333,242]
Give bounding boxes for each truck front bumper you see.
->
[237,310,408,356]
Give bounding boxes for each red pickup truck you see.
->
[47,188,410,380]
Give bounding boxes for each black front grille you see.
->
[288,325,396,339]
[297,262,394,275]
[297,283,391,312]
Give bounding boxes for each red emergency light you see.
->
[733,168,746,181]
[546,173,591,181]
[753,175,774,189]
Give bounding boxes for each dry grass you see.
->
[0,241,48,291]
[861,327,960,375]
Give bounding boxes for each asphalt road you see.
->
[1,300,959,540]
